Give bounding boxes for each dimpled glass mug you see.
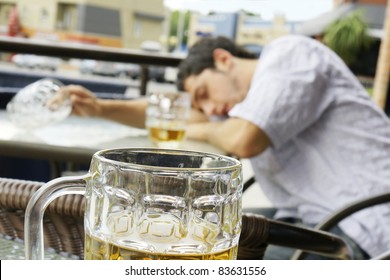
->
[25,148,243,260]
[6,78,71,130]
[146,92,191,149]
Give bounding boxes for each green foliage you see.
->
[323,10,373,66]
[366,86,373,97]
[239,9,260,16]
[169,10,191,45]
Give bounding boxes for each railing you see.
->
[0,36,185,96]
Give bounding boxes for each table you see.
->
[0,109,224,178]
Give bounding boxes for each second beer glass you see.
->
[146,92,191,148]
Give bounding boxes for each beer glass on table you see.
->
[6,78,71,130]
[25,148,243,260]
[146,92,191,149]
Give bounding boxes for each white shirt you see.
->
[229,35,390,257]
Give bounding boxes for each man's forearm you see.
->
[187,121,235,154]
[187,118,270,158]
[98,98,148,128]
[187,122,218,141]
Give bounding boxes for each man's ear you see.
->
[213,48,233,71]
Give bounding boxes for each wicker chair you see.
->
[243,176,390,260]
[291,192,390,260]
[0,177,353,260]
[0,177,84,259]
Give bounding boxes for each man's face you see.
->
[183,68,244,116]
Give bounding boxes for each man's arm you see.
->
[65,85,208,128]
[64,85,148,128]
[96,98,148,128]
[187,117,271,158]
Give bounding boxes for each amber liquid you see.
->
[84,233,238,260]
[148,126,186,148]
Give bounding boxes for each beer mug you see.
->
[6,78,71,130]
[25,148,243,260]
[146,92,191,149]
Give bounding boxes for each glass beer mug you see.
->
[146,92,191,149]
[6,78,71,130]
[25,148,243,260]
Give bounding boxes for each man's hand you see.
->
[62,85,149,128]
[61,85,101,117]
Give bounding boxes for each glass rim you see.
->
[93,147,241,172]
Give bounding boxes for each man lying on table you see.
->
[63,35,390,259]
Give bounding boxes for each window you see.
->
[0,4,15,26]
[56,4,78,31]
[81,5,121,36]
[134,19,142,37]
[40,8,49,22]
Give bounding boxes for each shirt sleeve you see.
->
[229,36,334,149]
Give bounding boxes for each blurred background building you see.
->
[1,0,386,55]
[187,11,301,52]
[0,0,166,49]
[0,0,388,106]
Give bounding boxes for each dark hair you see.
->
[176,36,257,91]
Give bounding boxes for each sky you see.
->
[164,0,334,21]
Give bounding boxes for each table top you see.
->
[0,109,224,165]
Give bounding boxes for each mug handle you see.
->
[24,174,90,260]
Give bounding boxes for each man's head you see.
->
[177,36,257,91]
[177,36,258,116]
